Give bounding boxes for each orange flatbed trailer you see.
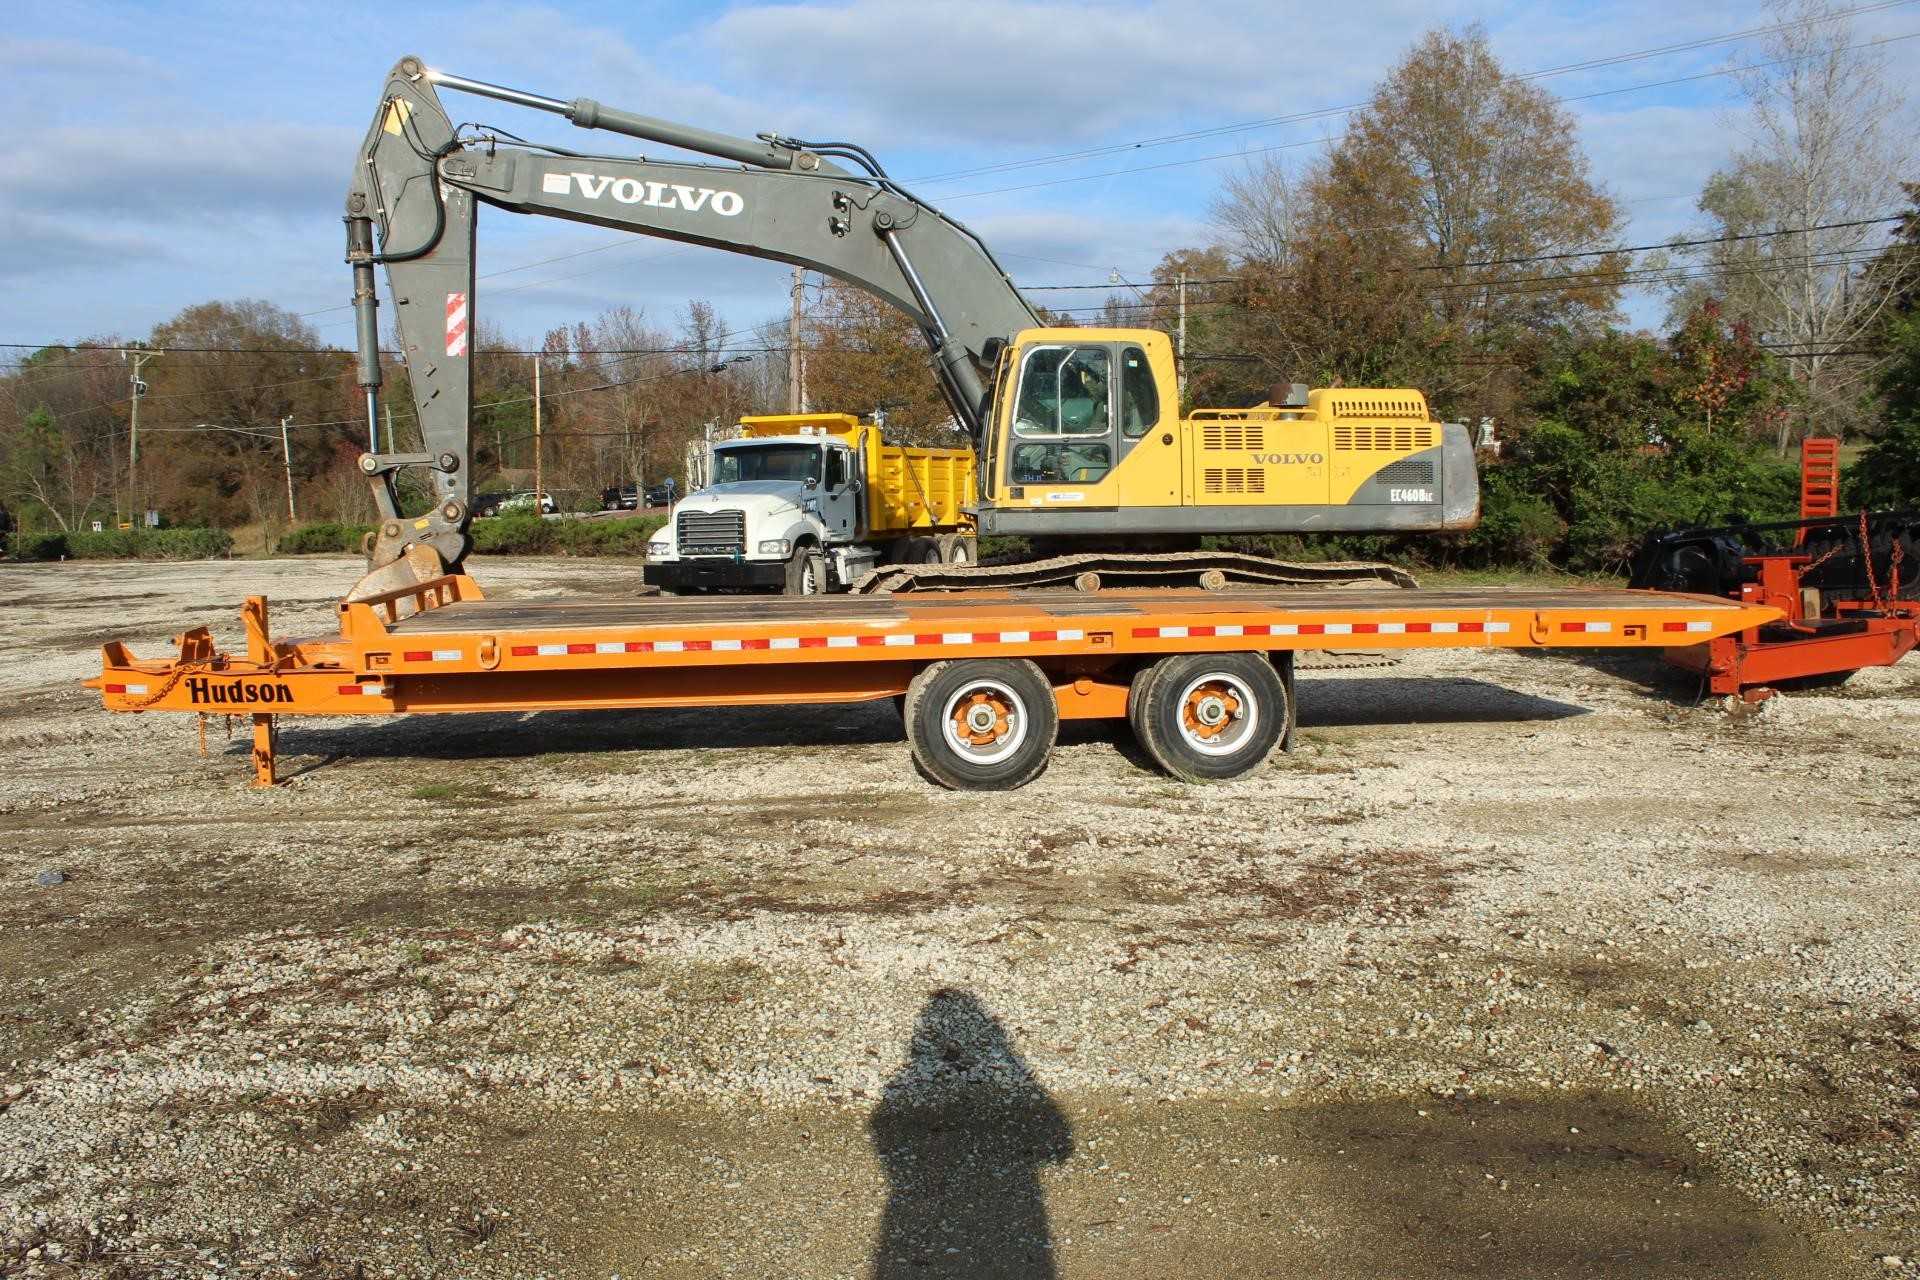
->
[88,575,1778,790]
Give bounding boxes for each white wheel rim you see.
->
[941,679,1027,765]
[1174,672,1260,757]
[952,543,971,564]
[799,563,817,594]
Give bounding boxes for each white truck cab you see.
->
[644,415,975,595]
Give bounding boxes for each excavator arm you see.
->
[345,56,1037,592]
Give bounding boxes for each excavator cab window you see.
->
[1010,345,1113,485]
[1119,346,1159,439]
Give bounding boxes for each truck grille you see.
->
[677,509,746,556]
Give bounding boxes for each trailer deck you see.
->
[89,574,1780,789]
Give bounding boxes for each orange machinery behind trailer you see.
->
[89,575,1778,790]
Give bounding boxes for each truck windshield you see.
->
[713,444,821,485]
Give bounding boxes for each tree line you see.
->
[3,1,1915,574]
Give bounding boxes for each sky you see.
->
[2,0,1917,360]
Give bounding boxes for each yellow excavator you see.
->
[341,58,1476,596]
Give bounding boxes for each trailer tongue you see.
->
[89,575,1777,790]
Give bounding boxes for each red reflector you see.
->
[1188,626,1215,638]
[1298,623,1325,635]
[566,643,594,654]
[510,645,536,657]
[337,684,362,695]
[857,634,885,646]
[685,639,712,651]
[1559,622,1584,633]
[1661,621,1689,632]
[798,636,827,648]
[105,683,126,694]
[1033,630,1058,642]
[1460,622,1485,633]
[742,638,770,649]
[402,650,431,662]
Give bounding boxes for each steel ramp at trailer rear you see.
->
[89,576,1780,790]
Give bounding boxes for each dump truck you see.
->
[643,413,976,595]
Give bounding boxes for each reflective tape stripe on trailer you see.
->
[504,629,1088,657]
[401,650,463,662]
[1662,620,1714,633]
[1131,621,1513,638]
[336,684,389,697]
[104,683,149,695]
[1558,621,1615,634]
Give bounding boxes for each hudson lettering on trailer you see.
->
[185,676,296,705]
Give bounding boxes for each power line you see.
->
[910,1,1919,186]
[935,30,1920,203]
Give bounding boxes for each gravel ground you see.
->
[2,555,1918,1278]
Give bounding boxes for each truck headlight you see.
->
[647,539,672,557]
[757,539,791,556]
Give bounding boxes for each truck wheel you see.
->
[1128,653,1287,783]
[904,659,1058,790]
[941,534,976,565]
[784,546,821,595]
[915,538,943,565]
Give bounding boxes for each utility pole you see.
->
[279,416,297,522]
[121,344,159,526]
[788,265,806,413]
[1176,272,1188,405]
[532,355,543,514]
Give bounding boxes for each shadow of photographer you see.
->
[868,988,1072,1278]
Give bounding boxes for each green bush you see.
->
[470,514,664,556]
[71,527,234,560]
[7,531,69,560]
[9,527,233,561]
[278,522,375,555]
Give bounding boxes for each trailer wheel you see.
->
[1128,653,1287,783]
[917,538,944,565]
[945,535,976,565]
[904,659,1057,790]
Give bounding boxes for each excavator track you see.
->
[851,550,1418,595]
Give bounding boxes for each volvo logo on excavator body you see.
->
[1250,452,1324,465]
[542,172,744,216]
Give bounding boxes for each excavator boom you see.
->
[345,56,1036,589]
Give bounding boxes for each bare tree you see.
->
[1210,155,1305,269]
[1671,0,1914,446]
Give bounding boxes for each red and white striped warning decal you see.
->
[1131,620,1511,638]
[445,292,468,358]
[506,628,1087,658]
[103,682,149,695]
[1661,620,1714,634]
[336,683,389,697]
[402,649,463,663]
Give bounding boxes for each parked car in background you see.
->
[602,485,640,511]
[644,481,677,507]
[493,491,557,516]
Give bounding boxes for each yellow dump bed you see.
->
[738,413,975,537]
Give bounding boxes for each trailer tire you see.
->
[904,659,1057,790]
[945,535,976,565]
[1128,652,1287,783]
